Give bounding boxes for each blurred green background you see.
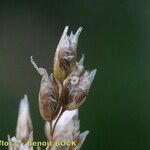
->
[0,0,150,149]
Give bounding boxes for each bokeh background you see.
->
[0,0,150,149]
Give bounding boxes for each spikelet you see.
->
[8,95,33,150]
[53,26,83,82]
[61,56,97,110]
[31,57,61,122]
[45,109,89,150]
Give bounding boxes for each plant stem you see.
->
[49,121,53,140]
[52,107,64,137]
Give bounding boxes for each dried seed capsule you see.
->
[31,56,61,122]
[53,26,83,82]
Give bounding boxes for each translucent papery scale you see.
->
[78,69,97,91]
[56,26,83,52]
